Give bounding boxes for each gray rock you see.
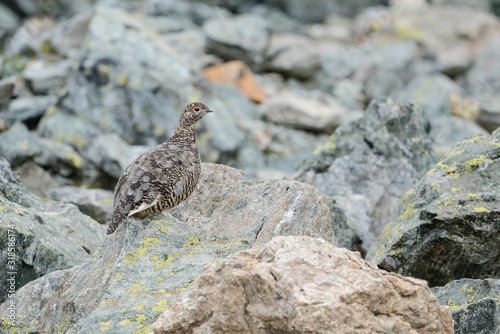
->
[38,7,197,152]
[0,122,43,167]
[397,74,462,119]
[362,41,418,101]
[0,163,335,333]
[47,186,114,224]
[0,122,86,186]
[145,0,230,25]
[258,89,344,133]
[0,4,20,31]
[0,79,15,112]
[85,133,149,180]
[367,129,500,287]
[22,59,74,94]
[298,97,437,238]
[5,16,58,56]
[15,161,60,196]
[265,32,320,79]
[250,4,305,34]
[431,115,489,157]
[238,119,329,178]
[203,14,269,69]
[2,95,55,127]
[432,278,500,334]
[465,39,500,132]
[332,78,365,109]
[268,0,389,22]
[154,236,453,333]
[46,13,92,58]
[429,0,490,12]
[0,157,105,304]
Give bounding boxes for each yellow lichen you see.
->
[131,304,145,311]
[474,207,490,213]
[152,299,170,313]
[467,193,477,198]
[135,314,146,324]
[66,153,83,169]
[100,320,112,332]
[183,236,200,247]
[462,155,485,171]
[126,284,146,294]
[447,298,466,312]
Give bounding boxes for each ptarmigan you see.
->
[106,102,213,235]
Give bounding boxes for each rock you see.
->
[332,78,365,109]
[432,278,500,334]
[268,0,389,22]
[5,16,58,56]
[308,15,354,43]
[46,13,91,58]
[15,161,60,196]
[258,89,344,133]
[265,32,320,80]
[203,14,269,69]
[250,4,305,34]
[0,157,105,304]
[298,97,437,237]
[397,74,462,119]
[430,115,489,157]
[0,122,86,185]
[203,60,266,103]
[22,59,74,94]
[429,0,491,12]
[2,95,55,128]
[46,186,113,224]
[37,6,198,152]
[153,236,453,334]
[85,133,149,180]
[0,4,20,31]
[0,122,43,167]
[237,119,329,178]
[465,38,500,132]
[0,163,335,333]
[0,79,14,112]
[367,129,500,287]
[384,6,500,75]
[170,163,336,245]
[361,41,418,101]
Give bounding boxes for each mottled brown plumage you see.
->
[106,102,213,235]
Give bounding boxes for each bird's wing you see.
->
[112,142,199,218]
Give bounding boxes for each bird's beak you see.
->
[207,109,214,113]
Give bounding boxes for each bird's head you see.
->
[182,102,213,124]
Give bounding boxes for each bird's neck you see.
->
[171,122,196,143]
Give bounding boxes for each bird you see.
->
[106,102,213,235]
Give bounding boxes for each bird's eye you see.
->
[194,107,200,112]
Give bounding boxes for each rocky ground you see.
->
[0,0,499,333]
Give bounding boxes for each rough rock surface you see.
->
[298,97,437,240]
[432,278,500,334]
[0,158,104,304]
[258,89,344,133]
[46,186,114,224]
[203,14,269,69]
[170,163,336,245]
[368,128,500,287]
[0,163,335,333]
[153,236,453,334]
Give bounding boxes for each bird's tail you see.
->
[107,211,125,235]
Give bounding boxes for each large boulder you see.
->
[367,128,500,287]
[298,97,437,241]
[154,236,453,333]
[0,163,335,333]
[0,157,104,304]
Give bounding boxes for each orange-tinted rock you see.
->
[203,60,266,103]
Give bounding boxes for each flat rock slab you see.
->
[154,236,453,334]
[368,129,500,287]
